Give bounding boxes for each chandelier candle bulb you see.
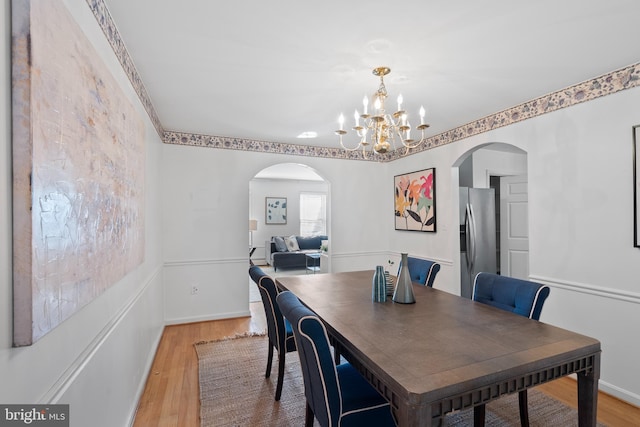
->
[374,96,381,111]
[420,106,425,125]
[354,109,360,126]
[338,113,344,130]
[397,94,403,111]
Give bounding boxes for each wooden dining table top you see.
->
[276,270,601,425]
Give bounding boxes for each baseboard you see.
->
[127,324,164,427]
[599,379,640,407]
[164,310,252,326]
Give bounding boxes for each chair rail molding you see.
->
[529,275,640,305]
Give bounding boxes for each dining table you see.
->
[275,270,601,427]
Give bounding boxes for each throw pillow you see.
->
[273,236,288,252]
[285,235,300,252]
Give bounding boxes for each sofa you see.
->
[266,235,328,271]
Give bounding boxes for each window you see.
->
[300,193,326,236]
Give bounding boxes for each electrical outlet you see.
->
[191,285,199,295]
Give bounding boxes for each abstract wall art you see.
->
[394,168,436,232]
[634,125,639,248]
[11,0,145,346]
[265,197,287,224]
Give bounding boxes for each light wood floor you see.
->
[133,302,639,426]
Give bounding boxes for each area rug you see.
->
[195,335,602,427]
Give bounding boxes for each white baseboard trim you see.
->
[164,310,252,326]
[528,274,640,304]
[599,379,640,407]
[127,324,164,427]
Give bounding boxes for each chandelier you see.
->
[335,67,430,158]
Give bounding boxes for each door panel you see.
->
[500,175,529,279]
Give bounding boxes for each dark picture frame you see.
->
[394,168,436,232]
[634,125,640,247]
[265,197,287,224]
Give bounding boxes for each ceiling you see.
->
[103,0,640,152]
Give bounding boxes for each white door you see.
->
[500,175,529,279]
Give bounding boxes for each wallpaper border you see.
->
[87,0,640,162]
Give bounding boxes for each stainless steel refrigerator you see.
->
[460,187,497,298]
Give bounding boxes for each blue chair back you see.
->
[398,256,441,287]
[249,266,289,352]
[472,272,550,320]
[277,291,341,427]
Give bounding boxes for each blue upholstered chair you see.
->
[398,256,441,287]
[472,272,551,427]
[248,266,296,401]
[276,291,396,427]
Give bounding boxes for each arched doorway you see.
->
[453,143,528,297]
[248,163,330,300]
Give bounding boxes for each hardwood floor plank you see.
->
[133,302,639,426]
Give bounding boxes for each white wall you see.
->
[0,2,165,426]
[161,146,391,322]
[387,86,640,405]
[161,87,640,406]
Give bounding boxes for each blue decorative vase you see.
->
[393,253,415,304]
[372,266,386,302]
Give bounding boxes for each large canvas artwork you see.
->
[634,125,640,248]
[11,0,145,346]
[394,168,436,232]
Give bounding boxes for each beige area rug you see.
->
[195,335,603,427]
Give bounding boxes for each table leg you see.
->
[397,403,432,427]
[577,352,600,427]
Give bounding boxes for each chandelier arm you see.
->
[400,131,428,149]
[337,133,364,152]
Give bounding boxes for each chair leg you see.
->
[473,404,485,427]
[518,390,530,427]
[275,352,285,401]
[305,402,314,427]
[265,343,274,378]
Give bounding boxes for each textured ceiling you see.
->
[103,0,640,151]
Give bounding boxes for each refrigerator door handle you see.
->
[468,204,477,273]
[465,204,473,272]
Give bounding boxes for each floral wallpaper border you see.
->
[164,63,640,162]
[88,0,640,162]
[85,0,164,138]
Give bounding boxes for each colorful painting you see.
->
[11,0,145,346]
[266,197,287,224]
[394,168,436,232]
[634,126,640,248]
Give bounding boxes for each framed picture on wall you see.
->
[266,197,287,224]
[394,168,436,232]
[633,125,640,248]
